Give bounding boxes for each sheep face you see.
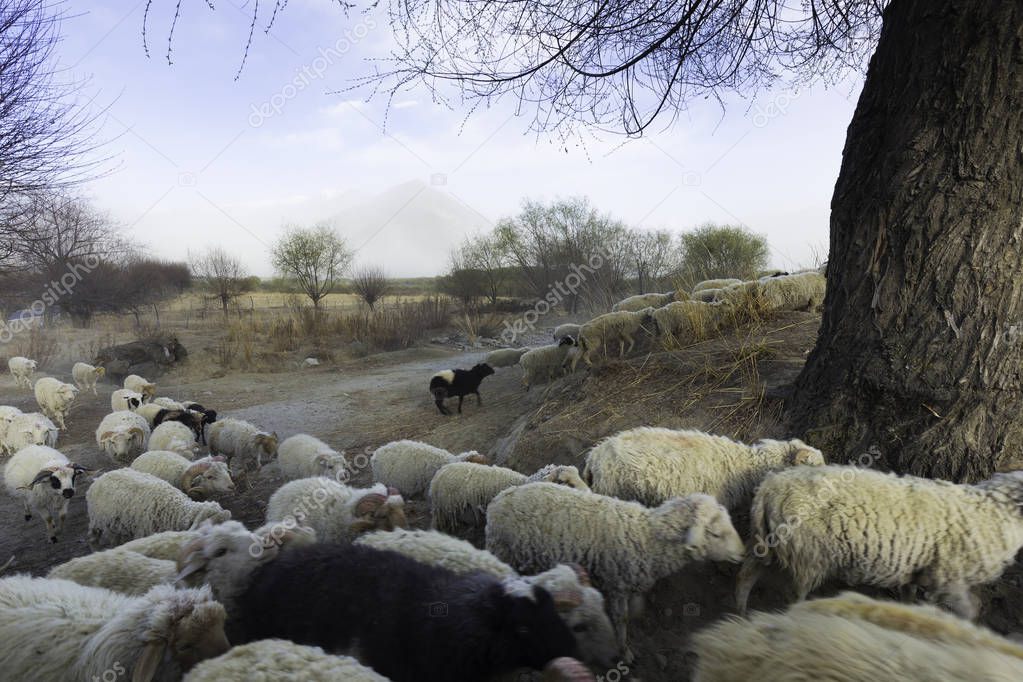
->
[653,494,744,563]
[191,506,232,529]
[545,466,590,492]
[54,383,79,405]
[17,421,57,447]
[100,428,145,459]
[788,439,825,467]
[462,451,489,465]
[28,463,90,499]
[137,589,229,678]
[349,493,408,536]
[496,581,581,671]
[314,453,347,478]
[255,433,278,463]
[184,459,235,499]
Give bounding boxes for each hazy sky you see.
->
[59,1,864,277]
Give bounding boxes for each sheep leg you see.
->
[475,391,482,406]
[22,501,31,521]
[41,510,57,543]
[734,556,763,615]
[609,593,634,664]
[457,395,464,414]
[935,584,978,620]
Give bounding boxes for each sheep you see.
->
[33,376,79,430]
[691,287,722,303]
[430,462,590,534]
[486,482,744,661]
[485,346,531,368]
[691,592,1023,681]
[154,407,217,445]
[95,410,151,464]
[86,468,231,549]
[119,530,202,562]
[111,388,144,412]
[0,577,229,682]
[735,466,1023,620]
[233,542,583,682]
[3,444,91,543]
[148,420,200,458]
[183,640,391,682]
[277,433,349,481]
[353,530,619,667]
[124,373,157,402]
[135,402,166,426]
[759,270,826,312]
[651,299,726,342]
[520,337,578,390]
[48,549,178,595]
[572,308,656,370]
[611,291,675,312]
[71,361,106,395]
[3,411,58,453]
[206,417,277,487]
[0,405,23,455]
[692,278,742,292]
[265,478,407,542]
[153,396,185,410]
[552,322,582,341]
[583,427,825,509]
[371,438,488,497]
[429,363,495,415]
[131,452,235,500]
[7,355,37,388]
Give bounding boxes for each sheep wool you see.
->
[3,411,58,452]
[131,452,234,500]
[692,278,742,292]
[573,308,656,370]
[7,356,37,389]
[118,530,201,562]
[651,300,726,342]
[33,377,79,430]
[519,340,578,390]
[148,420,199,458]
[371,439,488,497]
[48,548,177,595]
[0,405,23,455]
[71,362,106,395]
[485,347,531,368]
[266,478,407,543]
[759,271,826,312]
[277,433,349,481]
[356,528,517,578]
[611,292,674,313]
[183,640,390,682]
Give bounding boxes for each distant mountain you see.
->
[326,179,494,277]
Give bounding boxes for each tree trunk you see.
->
[787,0,1023,482]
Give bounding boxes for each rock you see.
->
[303,357,320,367]
[93,333,187,382]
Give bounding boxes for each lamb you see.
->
[233,542,583,682]
[429,363,495,415]
[111,388,144,412]
[583,427,825,508]
[430,462,590,534]
[148,420,200,458]
[154,407,217,445]
[33,376,79,429]
[0,405,23,455]
[265,478,407,542]
[552,323,582,341]
[131,452,235,500]
[123,374,157,402]
[692,592,1023,681]
[277,433,349,481]
[651,299,726,342]
[95,410,151,464]
[3,411,58,453]
[371,439,488,497]
[86,468,231,549]
[611,291,675,312]
[486,482,744,661]
[7,356,37,388]
[519,337,578,390]
[353,530,619,667]
[692,278,742,292]
[48,549,178,595]
[71,362,106,395]
[485,346,531,368]
[206,417,277,487]
[183,640,391,682]
[572,308,657,370]
[735,466,1023,619]
[0,577,229,682]
[759,270,826,312]
[3,444,91,543]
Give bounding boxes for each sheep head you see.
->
[788,439,825,467]
[652,494,743,563]
[541,657,597,682]
[254,432,278,463]
[134,585,228,682]
[314,452,347,477]
[182,458,235,500]
[349,492,408,536]
[460,451,489,465]
[58,384,79,403]
[95,367,106,378]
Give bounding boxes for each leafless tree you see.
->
[191,246,250,315]
[350,265,390,311]
[631,230,680,294]
[271,223,352,310]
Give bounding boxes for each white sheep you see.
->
[485,346,531,368]
[183,640,390,682]
[131,451,235,500]
[572,308,657,370]
[430,462,590,534]
[7,356,37,388]
[111,388,144,412]
[119,530,201,562]
[277,433,349,481]
[71,362,106,395]
[48,548,178,595]
[692,592,1023,681]
[265,478,407,542]
[371,439,488,497]
[3,444,91,543]
[33,376,79,430]
[519,339,578,390]
[207,418,278,488]
[356,528,517,577]
[690,287,722,303]
[486,482,744,661]
[123,373,157,402]
[0,577,229,682]
[135,403,167,426]
[552,323,582,341]
[651,299,727,342]
[584,427,824,508]
[759,270,826,312]
[0,405,23,455]
[153,396,185,410]
[611,292,675,312]
[95,410,151,464]
[148,420,200,458]
[3,411,58,453]
[736,466,1023,620]
[692,278,742,292]
[86,468,232,549]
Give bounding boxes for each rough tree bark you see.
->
[787,0,1023,482]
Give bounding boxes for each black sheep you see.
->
[152,407,217,444]
[235,543,580,682]
[429,363,495,415]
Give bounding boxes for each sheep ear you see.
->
[132,640,166,682]
[175,539,208,584]
[27,468,56,488]
[566,563,591,587]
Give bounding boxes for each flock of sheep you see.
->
[2,261,1023,680]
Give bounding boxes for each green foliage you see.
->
[270,223,353,308]
[678,223,769,286]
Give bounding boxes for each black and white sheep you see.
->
[155,408,218,446]
[429,363,495,415]
[3,444,91,543]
